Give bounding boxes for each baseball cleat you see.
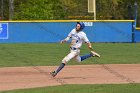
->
[50,71,57,77]
[91,51,100,57]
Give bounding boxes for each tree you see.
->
[0,0,139,21]
[13,0,53,20]
[13,0,66,20]
[0,0,9,20]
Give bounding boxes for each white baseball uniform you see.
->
[62,28,90,63]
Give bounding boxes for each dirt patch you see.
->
[0,64,140,91]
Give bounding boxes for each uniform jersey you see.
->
[68,29,90,48]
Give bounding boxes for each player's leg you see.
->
[50,51,77,77]
[74,55,82,62]
[75,54,92,62]
[75,51,100,62]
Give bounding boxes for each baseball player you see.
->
[50,22,100,77]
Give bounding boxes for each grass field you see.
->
[0,43,140,67]
[1,84,140,93]
[0,43,140,93]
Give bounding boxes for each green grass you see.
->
[0,43,140,67]
[1,84,140,93]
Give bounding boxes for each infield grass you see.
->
[1,84,140,93]
[0,43,139,67]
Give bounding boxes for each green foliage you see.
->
[96,0,136,20]
[0,0,139,21]
[13,0,66,20]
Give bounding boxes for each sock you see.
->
[56,63,65,74]
[81,53,93,61]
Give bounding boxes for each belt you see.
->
[70,47,80,50]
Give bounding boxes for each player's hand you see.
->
[60,40,66,44]
[89,46,94,51]
[88,45,92,49]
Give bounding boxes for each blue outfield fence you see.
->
[135,28,140,42]
[0,20,136,43]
